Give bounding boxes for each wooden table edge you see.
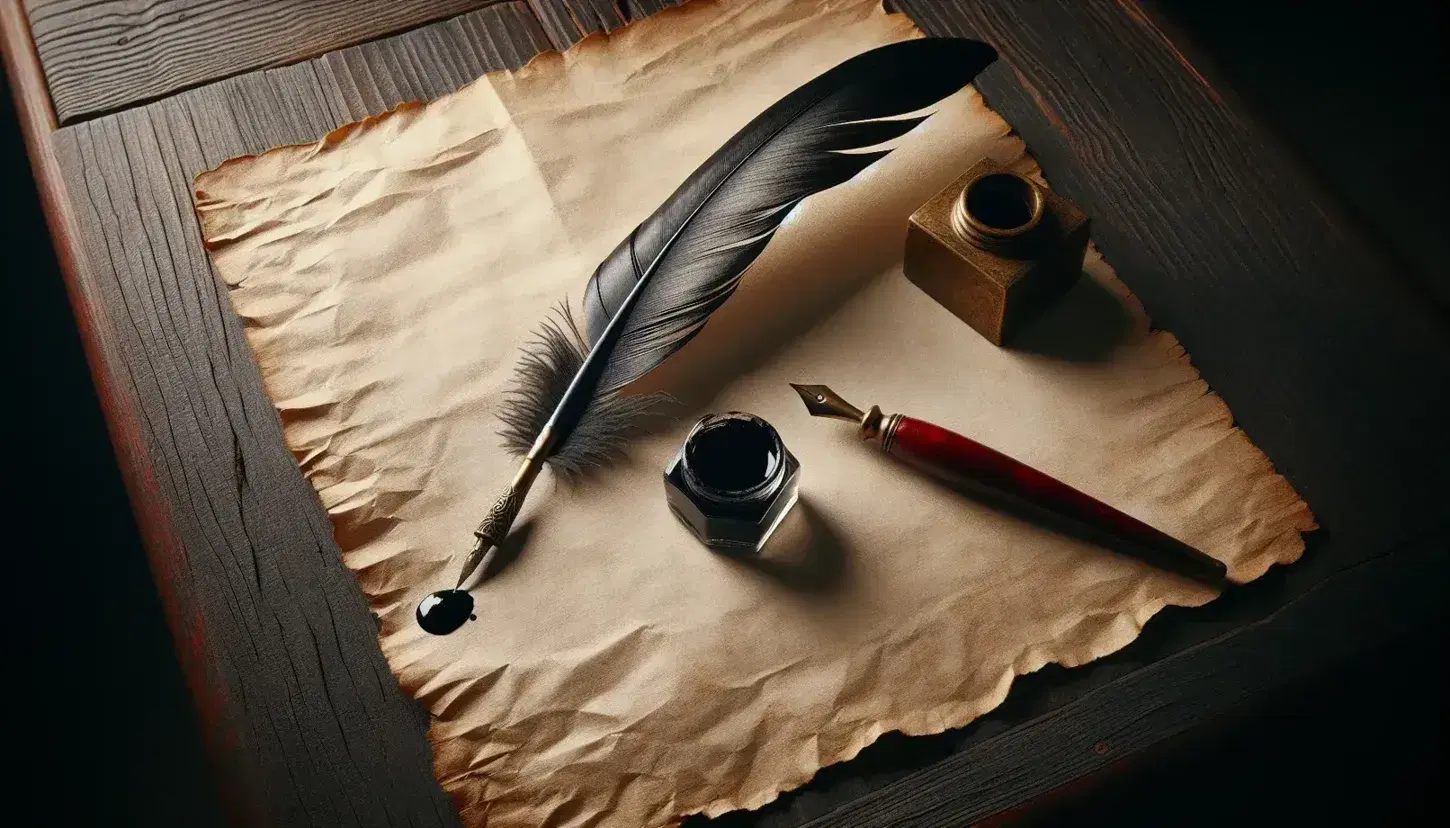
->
[7,2,1447,826]
[1131,0,1450,321]
[2,5,259,825]
[800,530,1449,827]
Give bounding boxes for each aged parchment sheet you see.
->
[194,1,1315,824]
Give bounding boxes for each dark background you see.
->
[4,1,1445,825]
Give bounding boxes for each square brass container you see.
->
[904,157,1091,345]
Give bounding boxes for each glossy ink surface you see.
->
[416,589,476,635]
[684,415,782,493]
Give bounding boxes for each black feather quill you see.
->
[501,37,996,474]
[442,37,996,600]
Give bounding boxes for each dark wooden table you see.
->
[3,1,1447,826]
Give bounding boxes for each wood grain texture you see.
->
[46,4,546,826]
[524,0,685,49]
[5,6,241,823]
[625,0,686,19]
[24,0,507,123]
[792,534,1449,828]
[25,0,1450,825]
[525,0,618,48]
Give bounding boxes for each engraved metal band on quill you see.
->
[475,485,527,548]
[456,451,546,587]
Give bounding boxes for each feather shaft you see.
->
[539,233,661,452]
[454,38,998,588]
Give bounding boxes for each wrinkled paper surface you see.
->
[194,0,1315,824]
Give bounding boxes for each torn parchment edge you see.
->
[191,1,1317,823]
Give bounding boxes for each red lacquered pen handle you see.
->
[886,416,1228,585]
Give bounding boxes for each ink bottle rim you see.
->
[678,412,786,507]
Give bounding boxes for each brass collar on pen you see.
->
[789,383,901,449]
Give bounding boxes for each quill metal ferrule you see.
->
[789,383,900,448]
[456,447,548,587]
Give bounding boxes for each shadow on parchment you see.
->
[625,120,1012,410]
[717,497,850,596]
[1006,270,1136,363]
[461,518,537,589]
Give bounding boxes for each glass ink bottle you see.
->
[664,412,800,554]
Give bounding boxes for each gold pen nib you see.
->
[789,383,866,422]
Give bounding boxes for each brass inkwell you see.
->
[905,157,1090,345]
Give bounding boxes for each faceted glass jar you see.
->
[664,412,800,554]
